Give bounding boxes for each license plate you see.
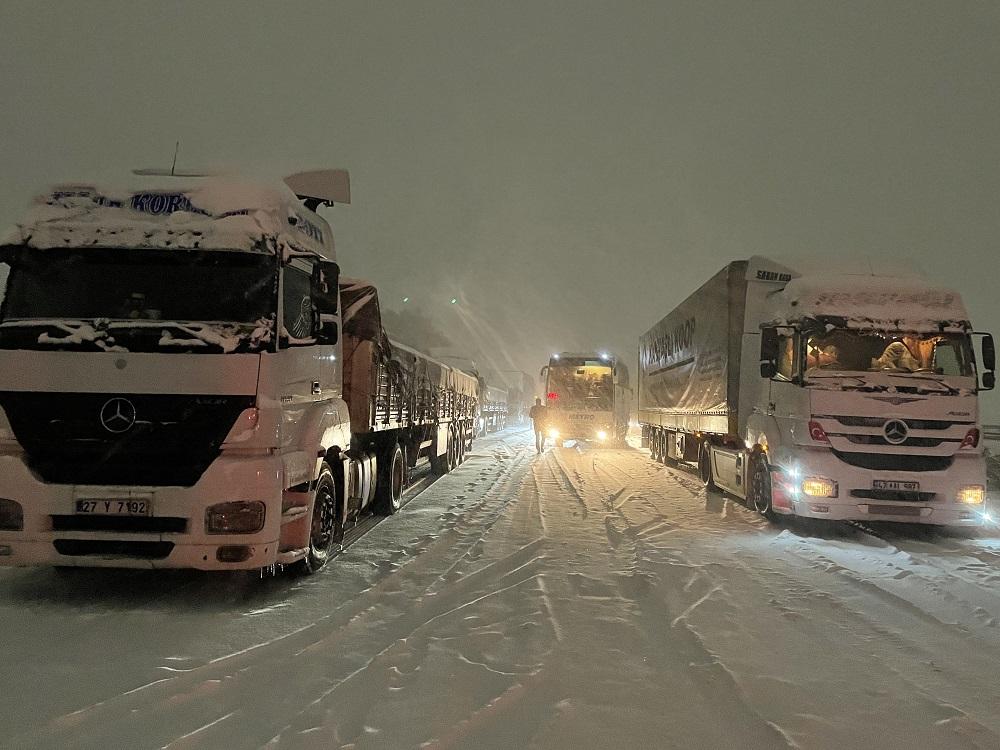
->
[873,480,920,492]
[75,499,151,516]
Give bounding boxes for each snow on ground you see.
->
[3,428,1000,749]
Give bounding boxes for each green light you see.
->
[402,297,409,303]
[450,298,458,304]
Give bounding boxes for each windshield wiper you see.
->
[805,373,886,391]
[1,319,130,352]
[883,373,960,395]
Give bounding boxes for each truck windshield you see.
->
[803,329,974,378]
[547,361,614,410]
[0,247,276,352]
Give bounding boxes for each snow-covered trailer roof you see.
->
[2,174,336,260]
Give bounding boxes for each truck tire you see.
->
[375,443,405,515]
[295,462,342,575]
[699,443,717,490]
[749,455,777,521]
[650,431,661,461]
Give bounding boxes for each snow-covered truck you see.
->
[542,352,630,446]
[0,171,479,572]
[639,257,996,526]
[478,381,508,435]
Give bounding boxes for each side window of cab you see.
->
[776,335,797,381]
[282,262,315,342]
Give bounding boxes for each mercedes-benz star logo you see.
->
[883,419,909,445]
[100,398,137,434]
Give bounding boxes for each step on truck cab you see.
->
[639,257,995,526]
[0,171,479,571]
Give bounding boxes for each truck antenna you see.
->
[170,141,180,176]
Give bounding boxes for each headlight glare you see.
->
[801,478,837,498]
[957,485,985,505]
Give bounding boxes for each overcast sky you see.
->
[2,1,999,407]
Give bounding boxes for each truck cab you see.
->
[0,171,357,570]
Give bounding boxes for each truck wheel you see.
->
[650,432,661,460]
[749,456,777,521]
[375,443,405,515]
[296,462,342,574]
[699,444,717,490]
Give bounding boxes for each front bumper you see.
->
[772,448,987,526]
[0,451,283,570]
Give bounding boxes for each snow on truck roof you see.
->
[746,256,970,331]
[1,171,347,260]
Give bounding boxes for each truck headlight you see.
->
[801,478,838,498]
[547,428,560,439]
[596,430,608,441]
[0,498,23,531]
[957,485,985,505]
[206,501,266,534]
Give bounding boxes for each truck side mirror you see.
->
[759,327,779,379]
[983,371,996,391]
[317,314,339,345]
[539,365,549,378]
[982,333,996,371]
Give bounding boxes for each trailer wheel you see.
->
[698,443,717,490]
[749,456,777,521]
[296,462,342,574]
[447,427,459,470]
[650,431,661,461]
[375,443,405,515]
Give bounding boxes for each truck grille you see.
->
[832,450,953,472]
[50,515,188,533]
[53,539,174,559]
[830,416,964,431]
[845,435,948,448]
[850,489,937,502]
[0,392,254,486]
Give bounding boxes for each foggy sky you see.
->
[2,2,999,409]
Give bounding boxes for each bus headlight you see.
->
[596,430,608,441]
[957,485,985,505]
[547,428,560,439]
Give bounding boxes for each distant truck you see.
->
[542,352,630,446]
[478,381,508,435]
[639,257,995,526]
[0,171,479,573]
[501,370,536,426]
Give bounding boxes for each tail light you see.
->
[808,421,829,443]
[960,428,980,450]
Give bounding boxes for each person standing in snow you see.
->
[529,397,549,453]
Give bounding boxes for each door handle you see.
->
[312,381,321,395]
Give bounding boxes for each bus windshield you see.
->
[547,361,614,410]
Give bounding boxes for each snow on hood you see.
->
[772,273,970,331]
[2,176,334,260]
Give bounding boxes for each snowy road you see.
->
[3,427,1000,749]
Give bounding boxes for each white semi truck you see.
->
[0,171,479,572]
[542,352,630,446]
[639,257,995,526]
